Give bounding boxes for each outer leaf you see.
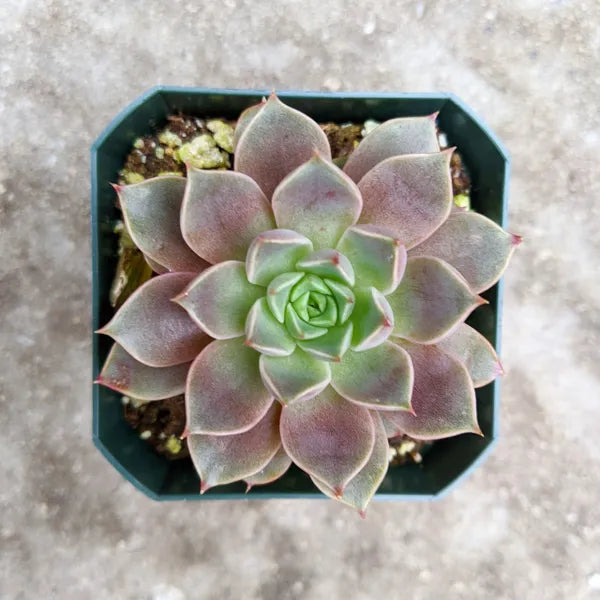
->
[336,225,407,294]
[297,321,353,362]
[174,261,264,339]
[436,323,503,388]
[387,257,485,343]
[296,249,355,287]
[382,341,481,439]
[272,154,362,249]
[97,273,209,367]
[244,446,292,491]
[408,211,521,293]
[330,341,413,410]
[259,348,331,403]
[280,387,375,495]
[233,98,266,150]
[189,402,281,492]
[144,254,169,274]
[235,93,332,198]
[343,116,439,183]
[95,343,191,401]
[351,287,394,352]
[266,272,304,323]
[246,229,313,286]
[181,168,276,264]
[245,298,296,356]
[185,338,274,435]
[117,177,209,273]
[311,412,389,516]
[357,152,453,249]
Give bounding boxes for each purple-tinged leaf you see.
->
[357,152,453,249]
[331,341,413,411]
[244,446,292,491]
[235,93,331,198]
[97,273,209,367]
[336,225,407,294]
[181,168,276,264]
[351,287,394,352]
[189,402,281,492]
[95,343,191,401]
[185,338,274,435]
[272,153,362,249]
[409,211,522,293]
[233,98,266,150]
[436,323,503,388]
[280,387,375,495]
[311,412,389,516]
[116,177,208,273]
[296,249,355,287]
[246,229,313,286]
[387,257,486,344]
[297,321,353,362]
[245,298,297,356]
[144,254,169,274]
[174,261,264,340]
[381,341,481,439]
[343,115,439,183]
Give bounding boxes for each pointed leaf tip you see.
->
[512,233,523,246]
[359,510,367,519]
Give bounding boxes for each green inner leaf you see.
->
[290,274,331,302]
[309,296,338,327]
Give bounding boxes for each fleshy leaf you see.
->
[98,273,209,367]
[181,168,276,264]
[233,98,266,150]
[280,386,375,495]
[324,279,355,324]
[336,225,407,294]
[185,338,274,435]
[266,272,305,323]
[246,229,313,286]
[144,254,169,275]
[311,412,389,515]
[408,211,521,293]
[330,341,413,410]
[96,343,191,401]
[297,321,353,362]
[174,261,264,339]
[235,93,332,198]
[436,323,503,388]
[351,287,394,352]
[381,341,480,439]
[116,177,208,273]
[189,401,281,492]
[244,446,292,491]
[308,296,338,327]
[387,257,485,343]
[272,154,362,249]
[296,249,355,287]
[259,348,331,403]
[357,152,453,249]
[343,116,439,183]
[285,304,328,340]
[245,298,297,356]
[289,273,331,301]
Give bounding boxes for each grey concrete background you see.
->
[1,0,599,598]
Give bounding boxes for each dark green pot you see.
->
[92,87,509,501]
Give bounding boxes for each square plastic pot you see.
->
[92,87,509,501]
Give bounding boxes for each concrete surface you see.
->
[1,1,599,598]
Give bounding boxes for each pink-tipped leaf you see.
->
[280,386,375,494]
[189,402,281,492]
[382,341,481,439]
[409,211,521,293]
[387,257,485,344]
[436,323,503,388]
[271,153,362,249]
[235,93,332,198]
[351,287,394,352]
[95,343,191,401]
[233,98,266,150]
[97,273,209,367]
[185,338,274,435]
[244,446,292,491]
[181,168,276,264]
[357,152,453,249]
[245,298,296,356]
[296,249,355,287]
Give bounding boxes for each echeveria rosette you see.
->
[96,93,519,515]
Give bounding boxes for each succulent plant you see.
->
[96,93,519,515]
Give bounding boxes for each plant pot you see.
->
[92,87,509,501]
